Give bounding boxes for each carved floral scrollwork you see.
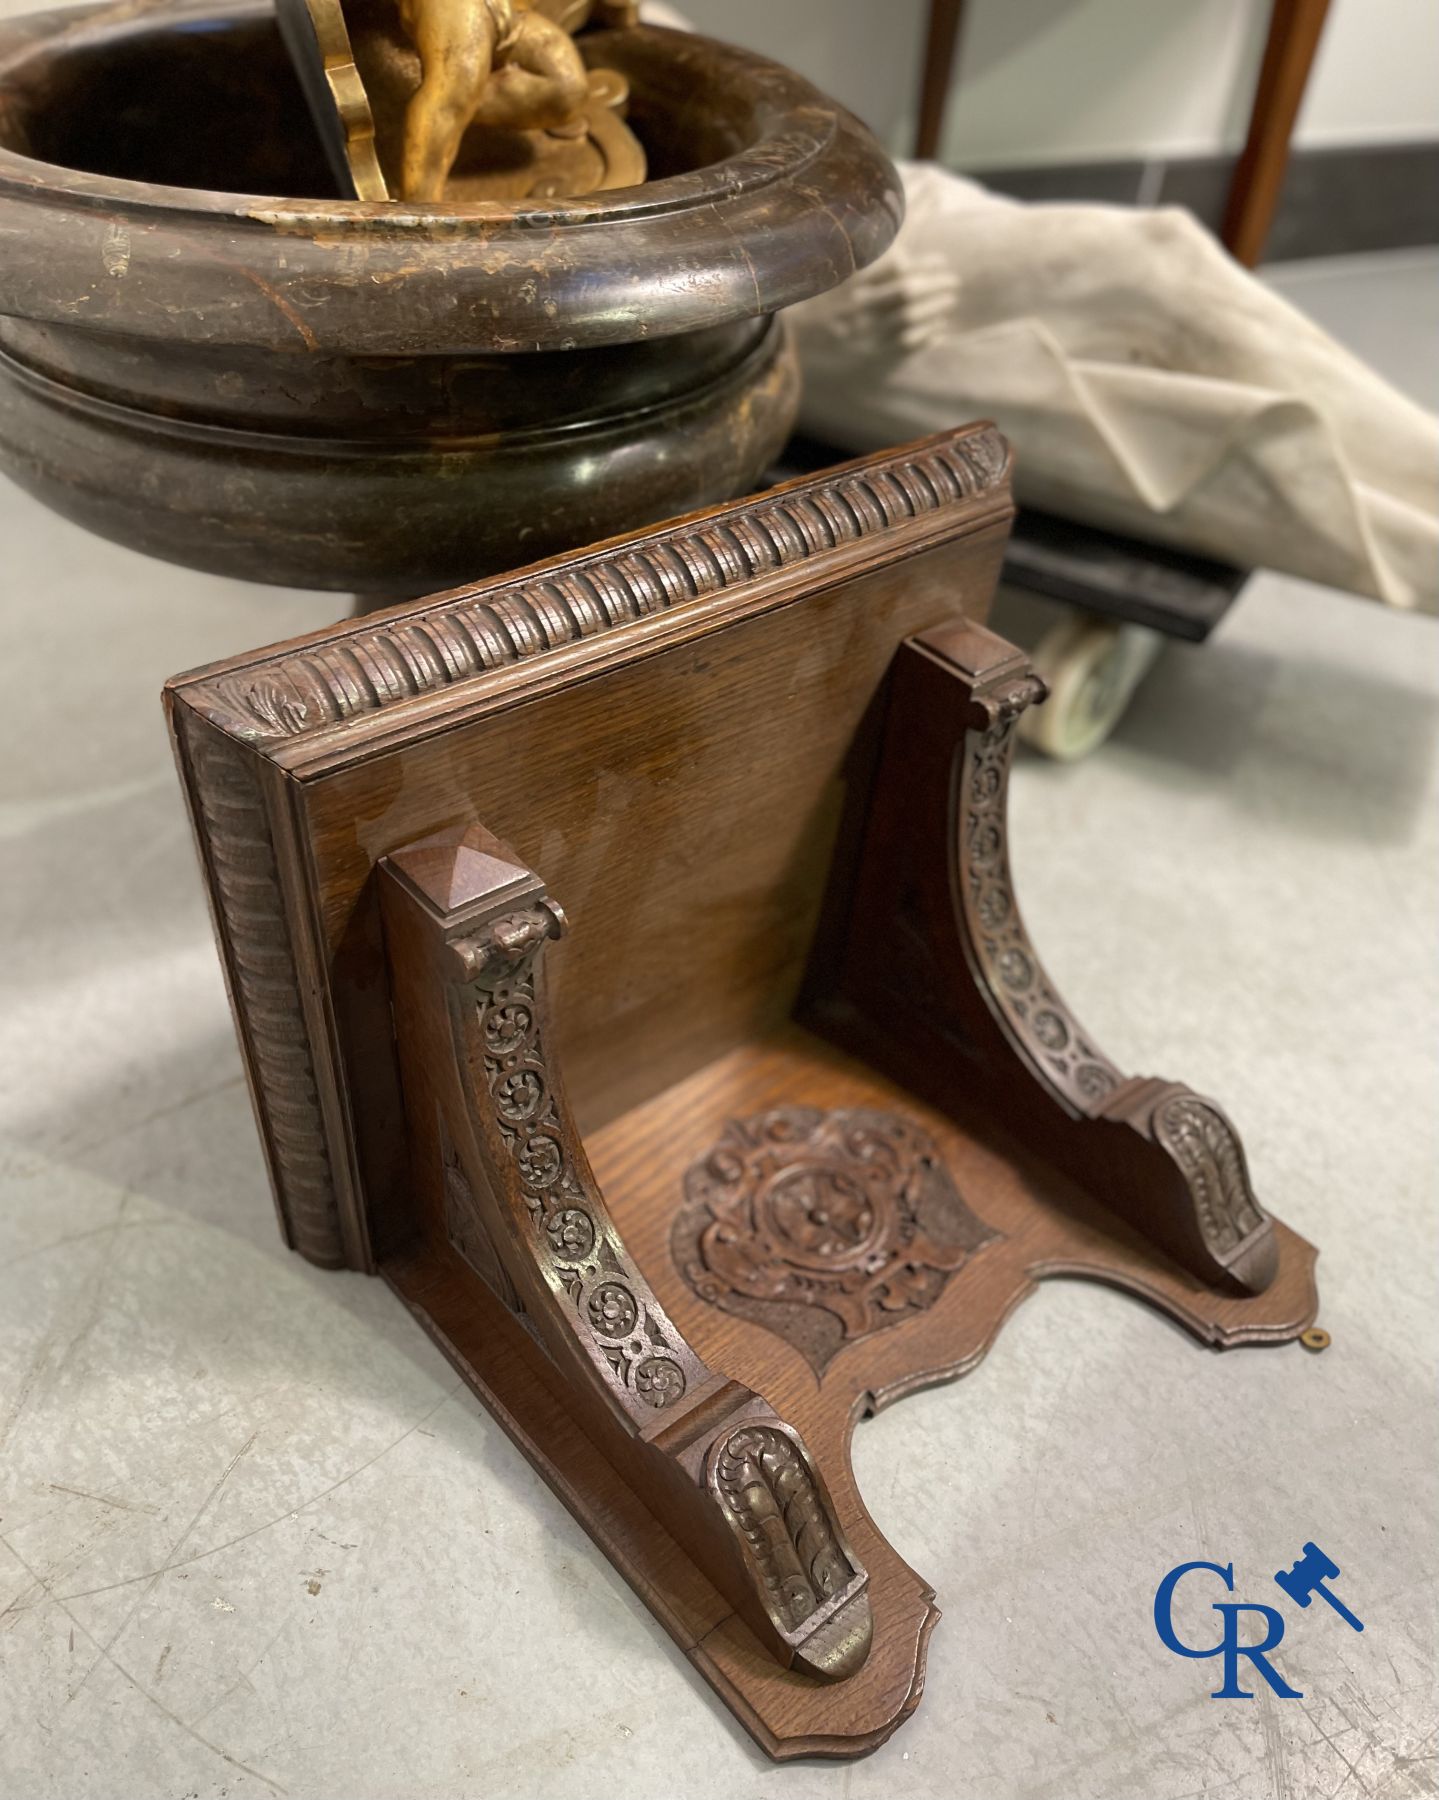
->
[460,912,689,1414]
[673,1107,996,1374]
[960,705,1121,1112]
[588,1282,638,1338]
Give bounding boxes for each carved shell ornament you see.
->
[673,1107,998,1374]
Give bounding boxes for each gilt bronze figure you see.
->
[0,0,902,591]
[279,0,645,200]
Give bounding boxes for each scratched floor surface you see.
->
[2,254,1436,1800]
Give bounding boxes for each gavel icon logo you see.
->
[1273,1542,1365,1632]
[1156,1540,1366,1698]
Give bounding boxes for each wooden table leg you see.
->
[1222,0,1332,266]
[914,0,966,162]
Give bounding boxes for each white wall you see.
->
[3,0,1433,165]
[930,0,1265,168]
[656,0,931,155]
[1299,0,1439,148]
[674,0,1439,166]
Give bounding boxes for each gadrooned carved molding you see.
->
[1153,1092,1267,1256]
[674,1107,998,1374]
[460,907,695,1416]
[186,427,1011,748]
[181,720,344,1267]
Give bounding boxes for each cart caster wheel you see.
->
[1019,614,1164,761]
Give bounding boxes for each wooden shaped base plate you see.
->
[388,1022,1317,1761]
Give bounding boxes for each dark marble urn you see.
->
[0,0,900,593]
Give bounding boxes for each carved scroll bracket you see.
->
[950,647,1123,1120]
[823,620,1279,1297]
[445,895,708,1427]
[379,828,873,1682]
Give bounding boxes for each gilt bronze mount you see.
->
[277,0,646,201]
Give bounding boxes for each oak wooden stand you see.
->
[166,425,1319,1759]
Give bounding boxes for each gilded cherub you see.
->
[398,0,590,200]
[279,0,644,202]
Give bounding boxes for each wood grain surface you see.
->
[168,425,1013,1267]
[168,426,1318,1760]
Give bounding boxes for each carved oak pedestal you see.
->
[165,425,1319,1759]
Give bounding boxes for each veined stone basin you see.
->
[0,0,901,593]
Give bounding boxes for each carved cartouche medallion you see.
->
[674,1107,997,1375]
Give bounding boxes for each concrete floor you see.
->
[2,253,1436,1800]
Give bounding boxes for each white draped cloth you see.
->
[791,163,1439,612]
